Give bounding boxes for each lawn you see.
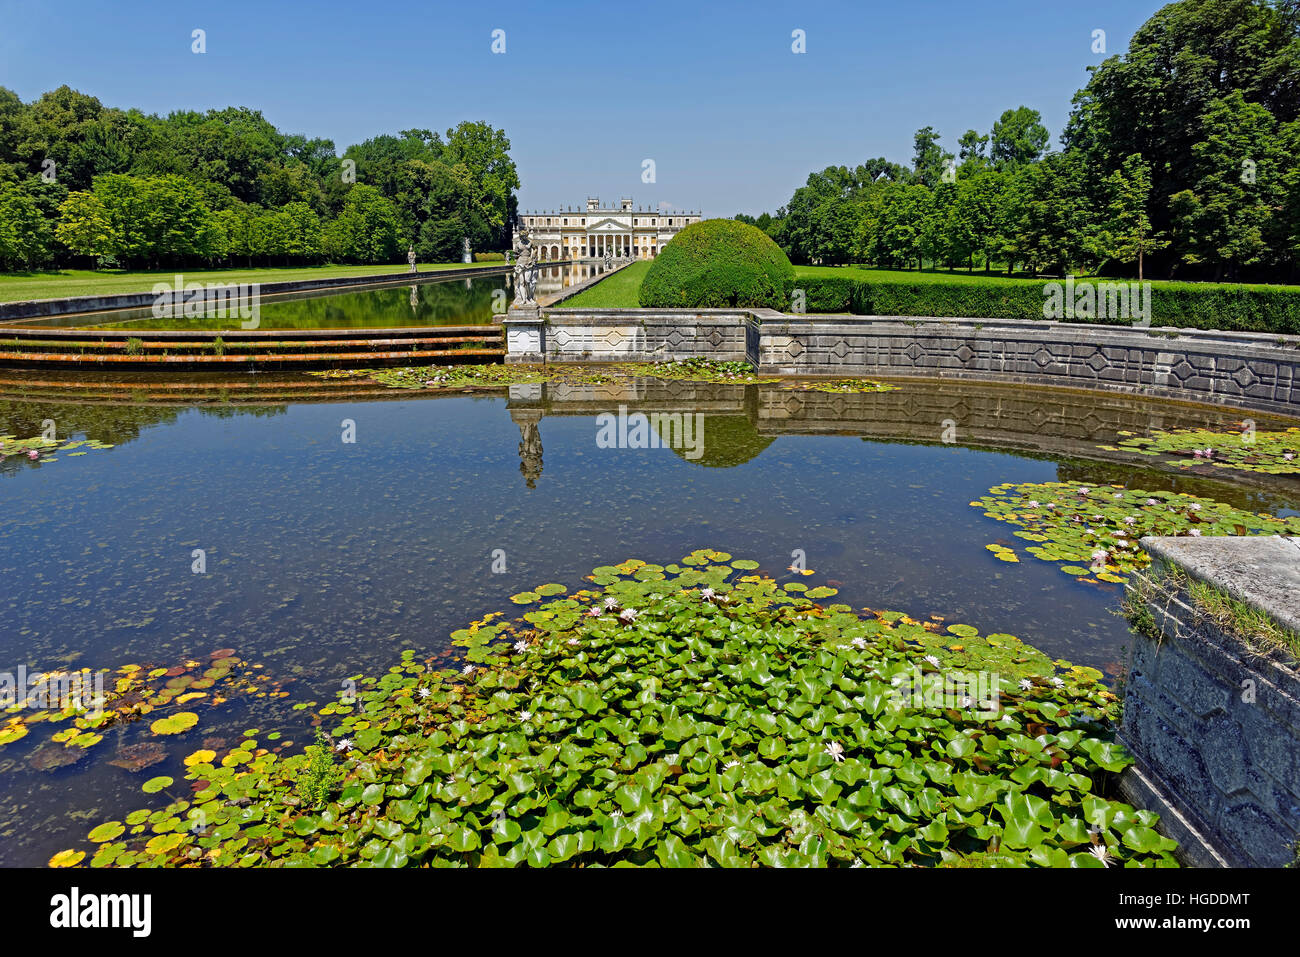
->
[556,260,652,307]
[551,262,1300,310]
[798,264,1300,294]
[0,261,491,304]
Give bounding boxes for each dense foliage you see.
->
[743,0,1300,284]
[0,86,518,270]
[973,481,1300,582]
[794,269,1300,332]
[1104,426,1300,474]
[638,220,795,309]
[66,553,1178,868]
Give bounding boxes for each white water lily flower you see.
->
[1146,498,1159,506]
[618,608,639,625]
[824,741,845,763]
[1026,500,1040,508]
[700,587,716,600]
[335,738,352,752]
[1124,516,1137,525]
[519,710,533,722]
[1089,844,1113,867]
[851,636,868,649]
[417,687,430,699]
[514,639,529,653]
[604,596,620,610]
[567,637,580,645]
[1188,503,1202,511]
[1189,529,1202,536]
[1019,678,1032,691]
[461,664,476,676]
[924,654,940,667]
[1051,677,1065,687]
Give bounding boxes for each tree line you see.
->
[0,86,519,271]
[738,0,1300,283]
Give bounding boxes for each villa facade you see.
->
[519,197,702,261]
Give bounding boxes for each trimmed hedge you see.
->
[473,252,506,262]
[639,219,794,309]
[795,274,1300,335]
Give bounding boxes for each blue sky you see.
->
[0,0,1160,216]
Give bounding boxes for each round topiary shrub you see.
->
[638,219,795,309]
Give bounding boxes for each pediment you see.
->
[588,218,629,231]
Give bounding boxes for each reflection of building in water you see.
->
[533,262,616,299]
[519,197,702,261]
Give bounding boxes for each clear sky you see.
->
[0,0,1161,216]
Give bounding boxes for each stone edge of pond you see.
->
[1119,534,1300,867]
[505,308,1300,419]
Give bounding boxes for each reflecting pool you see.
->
[0,372,1296,865]
[11,271,510,332]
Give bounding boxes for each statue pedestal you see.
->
[503,306,545,364]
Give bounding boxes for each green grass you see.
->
[796,264,1300,294]
[0,262,489,304]
[556,260,652,307]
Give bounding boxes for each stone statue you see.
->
[462,237,473,264]
[603,248,612,269]
[511,225,538,306]
[407,245,416,273]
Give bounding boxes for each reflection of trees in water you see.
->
[0,399,286,477]
[0,400,182,446]
[85,277,509,331]
[660,415,774,468]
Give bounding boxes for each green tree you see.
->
[1100,153,1167,280]
[911,127,954,188]
[0,183,54,269]
[989,107,1050,170]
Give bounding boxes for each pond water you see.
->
[11,271,512,332]
[0,372,1297,866]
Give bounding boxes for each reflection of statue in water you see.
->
[409,284,418,311]
[511,225,538,306]
[515,415,543,488]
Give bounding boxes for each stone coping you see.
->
[1141,535,1300,635]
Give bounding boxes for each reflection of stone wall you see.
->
[1121,537,1300,868]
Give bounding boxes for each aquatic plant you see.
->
[0,433,115,466]
[0,650,289,769]
[66,552,1177,868]
[972,482,1300,583]
[1102,427,1300,475]
[780,378,897,394]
